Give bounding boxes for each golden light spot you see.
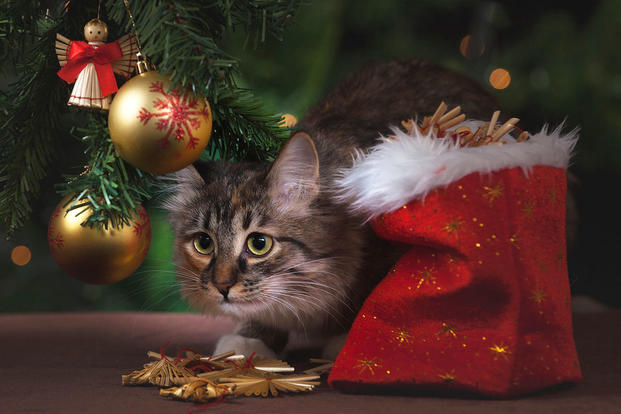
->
[509,233,520,249]
[11,245,32,266]
[392,327,412,345]
[489,68,511,90]
[402,205,408,209]
[354,358,381,375]
[475,243,481,248]
[478,260,483,265]
[483,184,504,203]
[495,252,500,256]
[479,223,484,227]
[472,217,478,222]
[438,370,456,382]
[530,288,547,304]
[490,343,510,360]
[462,194,467,199]
[439,322,458,338]
[459,34,485,58]
[415,267,437,289]
[386,370,391,374]
[491,234,496,239]
[443,218,464,237]
[278,113,298,128]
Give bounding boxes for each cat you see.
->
[164,59,498,359]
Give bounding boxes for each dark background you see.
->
[1,0,620,311]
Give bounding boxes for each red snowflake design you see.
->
[137,81,210,150]
[48,210,64,249]
[132,209,151,238]
[49,232,65,249]
[132,221,149,237]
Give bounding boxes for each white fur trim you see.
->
[335,121,578,218]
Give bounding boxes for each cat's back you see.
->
[299,59,498,172]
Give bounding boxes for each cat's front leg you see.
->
[213,321,288,358]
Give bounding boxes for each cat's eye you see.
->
[246,233,273,257]
[193,232,215,255]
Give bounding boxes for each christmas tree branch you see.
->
[1,0,301,234]
[106,0,299,160]
[0,12,67,235]
[208,88,288,162]
[58,115,153,229]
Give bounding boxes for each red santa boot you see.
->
[329,110,581,397]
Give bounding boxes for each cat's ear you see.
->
[174,161,210,187]
[268,131,320,212]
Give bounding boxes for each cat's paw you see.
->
[321,333,348,361]
[214,334,277,359]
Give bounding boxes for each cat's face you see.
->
[165,133,361,331]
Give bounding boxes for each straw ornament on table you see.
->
[122,345,327,404]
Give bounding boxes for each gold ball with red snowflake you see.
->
[109,71,212,174]
[47,194,151,284]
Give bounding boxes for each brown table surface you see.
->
[1,310,620,414]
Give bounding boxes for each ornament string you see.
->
[174,346,200,365]
[121,0,143,53]
[160,340,171,361]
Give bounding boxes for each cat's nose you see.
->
[213,281,233,299]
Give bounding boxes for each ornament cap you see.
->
[136,52,154,74]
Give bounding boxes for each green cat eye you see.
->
[193,232,215,255]
[246,233,273,257]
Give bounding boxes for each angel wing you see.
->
[55,33,72,67]
[112,33,139,78]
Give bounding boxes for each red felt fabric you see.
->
[329,166,582,396]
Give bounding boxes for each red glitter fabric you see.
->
[328,166,582,396]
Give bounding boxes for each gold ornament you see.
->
[47,194,151,285]
[108,71,212,174]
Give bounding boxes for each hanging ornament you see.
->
[56,18,138,110]
[47,194,151,285]
[108,66,213,174]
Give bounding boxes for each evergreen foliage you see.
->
[0,0,301,234]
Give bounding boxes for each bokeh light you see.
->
[11,245,32,266]
[489,68,511,89]
[459,34,485,58]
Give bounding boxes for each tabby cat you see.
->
[165,59,498,358]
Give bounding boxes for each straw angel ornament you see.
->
[56,19,138,110]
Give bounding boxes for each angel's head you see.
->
[84,18,108,43]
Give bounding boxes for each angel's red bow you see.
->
[57,40,122,96]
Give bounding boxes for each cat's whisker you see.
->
[265,285,348,329]
[258,290,309,336]
[263,276,356,314]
